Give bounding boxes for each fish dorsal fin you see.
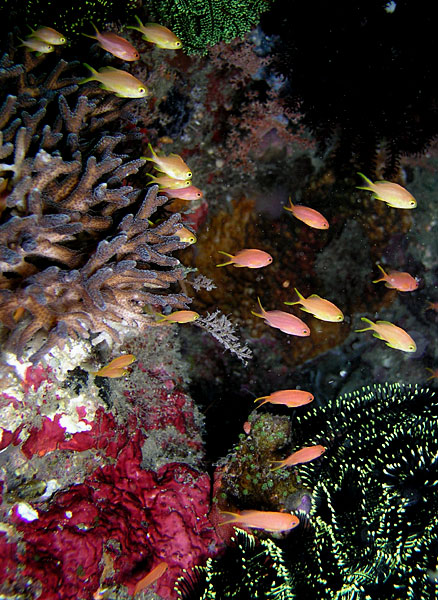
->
[309,294,322,299]
[99,66,120,72]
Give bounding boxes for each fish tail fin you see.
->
[216,250,234,267]
[257,296,266,315]
[135,15,144,26]
[91,21,99,34]
[372,264,387,283]
[147,142,158,160]
[80,63,98,84]
[284,197,294,213]
[285,288,303,305]
[254,396,268,407]
[82,33,96,40]
[356,172,374,191]
[270,461,285,472]
[355,317,374,332]
[218,510,239,525]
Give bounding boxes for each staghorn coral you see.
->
[0,52,193,363]
[148,0,275,54]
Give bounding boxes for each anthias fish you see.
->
[127,17,182,49]
[372,264,418,292]
[83,23,139,61]
[285,288,344,322]
[255,389,314,408]
[216,249,273,268]
[271,444,326,471]
[252,297,310,336]
[284,198,329,229]
[356,317,416,352]
[219,509,299,532]
[144,143,192,180]
[81,64,147,98]
[357,172,417,209]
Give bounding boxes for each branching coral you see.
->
[0,52,192,363]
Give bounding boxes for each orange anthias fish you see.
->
[83,23,140,61]
[271,445,326,471]
[28,26,66,45]
[93,354,136,377]
[147,173,191,189]
[284,198,329,229]
[252,297,310,337]
[155,310,200,323]
[372,264,418,292]
[81,64,148,98]
[219,509,299,532]
[216,249,273,268]
[284,288,344,322]
[144,143,192,180]
[356,317,416,352]
[357,172,417,209]
[254,389,314,408]
[127,17,182,49]
[160,185,203,200]
[133,561,168,596]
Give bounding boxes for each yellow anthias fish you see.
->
[28,26,66,45]
[127,17,182,49]
[174,225,197,244]
[143,143,192,180]
[357,172,417,209]
[81,64,148,98]
[19,37,54,54]
[284,288,344,322]
[155,310,200,323]
[93,354,136,377]
[147,173,191,189]
[83,23,140,61]
[355,317,416,352]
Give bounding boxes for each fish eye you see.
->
[138,87,146,94]
[337,315,343,321]
[60,37,66,43]
[268,257,273,262]
[409,345,415,350]
[176,41,182,47]
[187,171,192,177]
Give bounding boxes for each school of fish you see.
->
[17,21,427,590]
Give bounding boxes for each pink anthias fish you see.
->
[357,172,417,209]
[219,509,299,532]
[284,197,329,229]
[83,23,140,61]
[372,264,418,292]
[133,561,168,596]
[284,288,344,322]
[216,249,273,268]
[160,185,203,200]
[271,444,326,471]
[254,389,314,408]
[252,297,310,337]
[355,317,416,352]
